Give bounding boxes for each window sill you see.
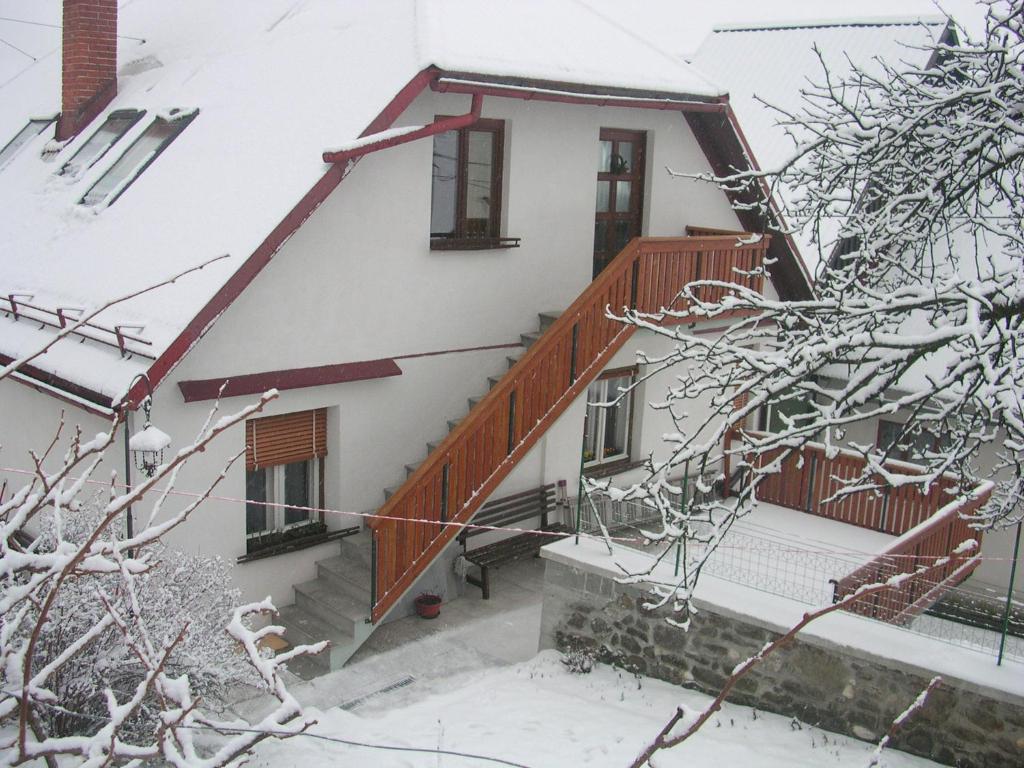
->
[430,237,521,251]
[583,458,644,480]
[238,523,359,563]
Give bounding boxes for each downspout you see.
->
[321,93,483,165]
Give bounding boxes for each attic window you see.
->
[60,109,145,179]
[0,117,56,170]
[81,109,197,208]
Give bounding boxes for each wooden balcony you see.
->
[367,234,771,622]
[726,431,988,624]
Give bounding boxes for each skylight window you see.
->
[60,109,145,179]
[81,109,197,208]
[0,117,56,171]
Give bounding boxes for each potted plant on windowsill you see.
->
[413,592,442,619]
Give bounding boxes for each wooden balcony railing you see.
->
[726,431,988,623]
[368,235,770,622]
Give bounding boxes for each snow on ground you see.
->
[250,650,942,768]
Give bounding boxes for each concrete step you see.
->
[383,484,401,500]
[276,604,350,674]
[488,376,501,390]
[506,354,523,370]
[467,395,482,411]
[447,417,461,432]
[520,331,542,348]
[294,578,368,635]
[426,439,441,454]
[404,460,423,478]
[316,554,373,603]
[339,530,374,568]
[538,310,562,331]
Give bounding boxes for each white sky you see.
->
[0,0,993,88]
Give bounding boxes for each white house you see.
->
[0,0,817,670]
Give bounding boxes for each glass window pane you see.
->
[594,220,608,252]
[283,461,310,526]
[602,376,631,460]
[598,140,612,172]
[612,142,633,174]
[0,118,53,170]
[283,461,311,525]
[245,468,269,535]
[583,381,603,464]
[615,181,631,212]
[612,220,631,253]
[60,111,141,179]
[464,129,494,236]
[430,130,458,236]
[82,120,175,206]
[596,180,610,212]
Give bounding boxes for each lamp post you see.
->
[123,373,171,543]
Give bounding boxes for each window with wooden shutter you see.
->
[244,408,327,552]
[246,408,327,470]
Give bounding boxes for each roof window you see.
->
[81,109,197,208]
[0,117,56,171]
[60,109,145,180]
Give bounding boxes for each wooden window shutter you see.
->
[245,408,327,471]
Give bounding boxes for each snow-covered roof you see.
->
[691,15,949,274]
[0,0,725,405]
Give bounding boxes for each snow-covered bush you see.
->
[26,500,253,742]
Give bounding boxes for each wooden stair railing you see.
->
[368,235,770,622]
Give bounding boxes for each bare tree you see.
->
[0,280,325,765]
[591,0,1023,623]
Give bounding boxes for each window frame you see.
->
[0,116,56,170]
[429,117,519,250]
[245,457,325,540]
[582,366,638,472]
[59,108,146,179]
[80,108,197,208]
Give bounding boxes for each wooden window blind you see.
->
[245,408,327,471]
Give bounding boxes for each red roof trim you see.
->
[128,67,442,411]
[432,77,728,113]
[178,358,402,403]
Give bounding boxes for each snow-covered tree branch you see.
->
[0,318,325,765]
[592,0,1024,623]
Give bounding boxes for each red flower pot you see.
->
[414,593,442,619]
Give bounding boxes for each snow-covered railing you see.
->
[368,235,770,622]
[725,431,988,623]
[1,292,153,358]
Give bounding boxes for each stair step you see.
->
[317,554,373,601]
[383,484,401,500]
[467,395,482,411]
[426,439,441,454]
[339,529,373,568]
[520,331,542,348]
[404,460,423,477]
[506,354,522,370]
[294,578,368,635]
[538,310,562,331]
[276,606,348,671]
[447,418,461,432]
[487,376,501,390]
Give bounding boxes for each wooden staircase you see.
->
[277,234,768,671]
[368,235,768,622]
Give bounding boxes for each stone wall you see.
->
[539,558,1024,768]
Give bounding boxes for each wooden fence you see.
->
[726,432,988,623]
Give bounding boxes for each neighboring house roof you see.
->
[0,1,812,411]
[691,15,952,275]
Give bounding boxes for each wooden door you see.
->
[593,129,645,277]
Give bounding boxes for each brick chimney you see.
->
[57,0,118,141]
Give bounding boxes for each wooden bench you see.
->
[457,484,570,599]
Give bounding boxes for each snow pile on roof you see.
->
[691,16,947,273]
[0,0,725,402]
